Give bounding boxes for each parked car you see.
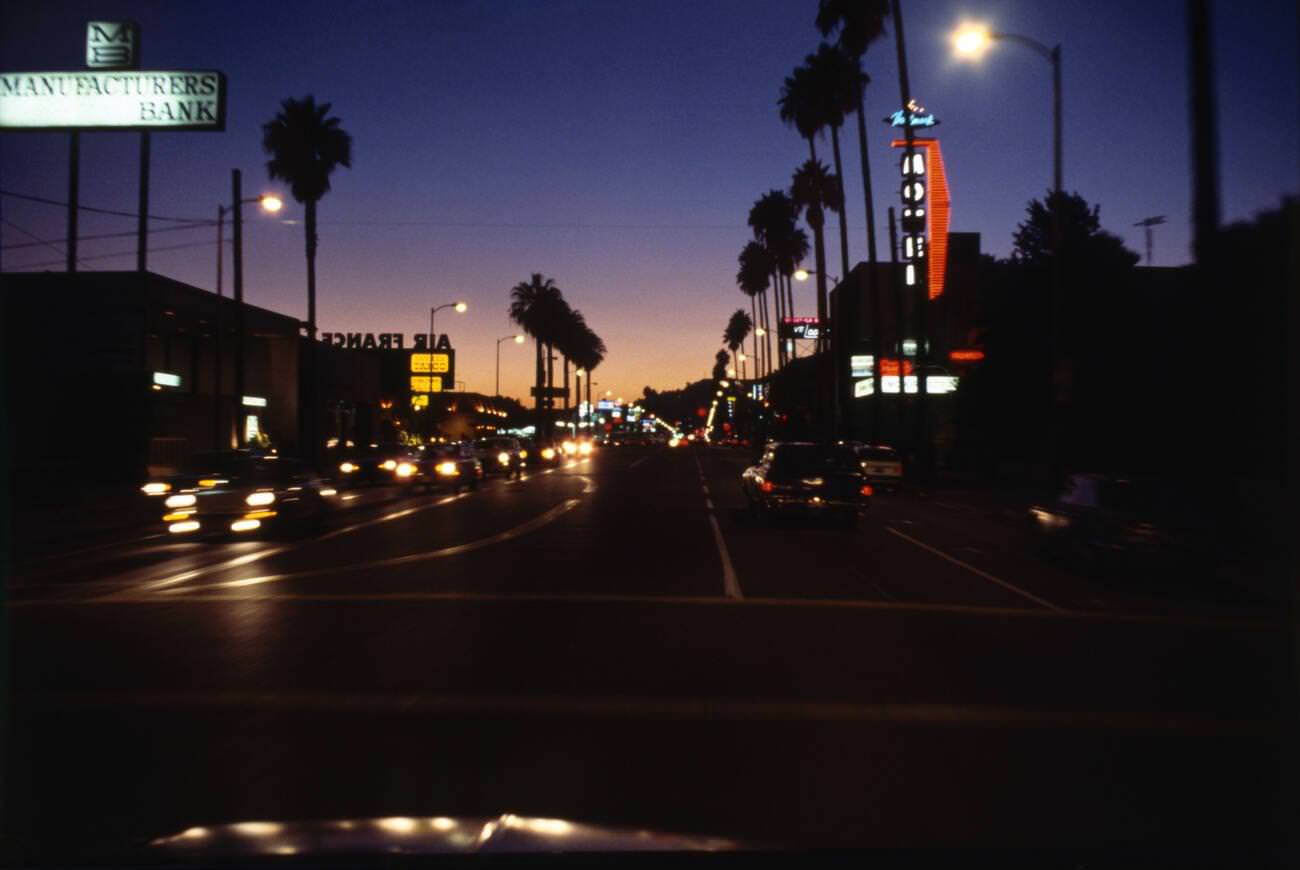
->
[1029,473,1217,581]
[474,436,526,479]
[417,441,483,493]
[741,442,872,529]
[853,444,903,491]
[145,451,334,538]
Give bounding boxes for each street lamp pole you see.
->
[496,334,523,397]
[429,301,467,351]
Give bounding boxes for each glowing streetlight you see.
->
[258,194,283,213]
[755,327,766,337]
[454,301,468,313]
[430,301,467,351]
[495,334,525,397]
[794,268,810,281]
[951,22,992,58]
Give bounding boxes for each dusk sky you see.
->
[3,0,1296,403]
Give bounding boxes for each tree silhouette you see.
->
[791,159,842,350]
[723,309,753,360]
[712,349,731,382]
[509,274,566,431]
[261,96,353,341]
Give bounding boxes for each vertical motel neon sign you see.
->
[890,136,951,300]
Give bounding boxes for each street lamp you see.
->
[951,21,1061,195]
[794,268,839,284]
[953,18,1065,476]
[214,176,283,449]
[496,334,525,397]
[429,301,467,350]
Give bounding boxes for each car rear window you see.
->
[773,446,860,476]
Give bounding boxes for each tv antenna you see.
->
[1133,215,1167,265]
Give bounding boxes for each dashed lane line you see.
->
[886,526,1063,612]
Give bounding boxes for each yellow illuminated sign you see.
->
[410,353,451,374]
[410,375,445,394]
[411,394,429,409]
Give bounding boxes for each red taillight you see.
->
[760,480,774,493]
[860,484,874,496]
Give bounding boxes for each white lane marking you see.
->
[704,498,714,510]
[22,691,1279,735]
[189,499,582,591]
[107,493,466,599]
[886,527,1063,612]
[629,456,649,469]
[707,514,742,600]
[11,590,1278,629]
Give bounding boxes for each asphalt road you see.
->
[3,445,1297,854]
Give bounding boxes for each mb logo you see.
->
[86,21,138,70]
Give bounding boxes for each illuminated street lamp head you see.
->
[259,194,283,213]
[513,334,525,344]
[794,268,810,281]
[952,22,993,59]
[727,368,737,377]
[755,327,766,336]
[575,369,585,378]
[737,353,747,362]
[454,302,468,313]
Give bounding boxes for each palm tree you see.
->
[818,0,890,439]
[791,159,842,353]
[712,349,731,382]
[261,96,353,342]
[262,95,352,461]
[816,0,889,266]
[723,309,753,366]
[806,43,859,283]
[509,273,565,429]
[571,323,606,425]
[748,191,805,366]
[737,241,772,375]
[778,64,825,163]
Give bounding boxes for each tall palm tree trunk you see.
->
[830,125,851,282]
[785,272,798,359]
[761,291,774,378]
[771,269,785,367]
[303,198,319,461]
[811,219,829,354]
[750,296,760,380]
[534,338,543,421]
[546,342,554,437]
[857,79,883,443]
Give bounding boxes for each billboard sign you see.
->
[86,22,139,69]
[0,70,226,130]
[779,316,826,341]
[409,349,455,394]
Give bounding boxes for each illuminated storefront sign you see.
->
[891,135,951,300]
[854,377,875,398]
[409,375,444,393]
[949,349,985,362]
[409,348,455,395]
[410,352,451,374]
[779,316,826,340]
[152,371,180,388]
[320,332,454,351]
[241,395,267,407]
[879,375,959,394]
[850,355,874,377]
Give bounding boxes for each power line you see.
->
[0,189,215,224]
[8,237,222,270]
[290,218,743,231]
[1,218,97,270]
[1,220,212,251]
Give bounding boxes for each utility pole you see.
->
[136,132,150,271]
[231,169,245,445]
[66,133,80,272]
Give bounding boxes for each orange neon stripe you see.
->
[891,137,950,299]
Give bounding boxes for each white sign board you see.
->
[0,70,226,130]
[86,21,138,69]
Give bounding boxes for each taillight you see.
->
[760,480,774,493]
[860,484,874,496]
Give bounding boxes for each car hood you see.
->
[147,815,743,855]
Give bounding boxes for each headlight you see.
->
[497,451,511,465]
[396,462,416,478]
[541,447,556,460]
[339,461,357,473]
[245,491,276,507]
[578,441,593,456]
[141,482,171,495]
[562,440,577,455]
[436,461,459,476]
[165,493,196,508]
[382,459,397,471]
[519,450,528,459]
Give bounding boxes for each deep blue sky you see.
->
[3,0,1296,400]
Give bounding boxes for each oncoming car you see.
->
[474,436,526,479]
[418,441,483,493]
[143,451,334,538]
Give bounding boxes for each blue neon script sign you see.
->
[886,99,938,128]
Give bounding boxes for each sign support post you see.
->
[66,132,79,272]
